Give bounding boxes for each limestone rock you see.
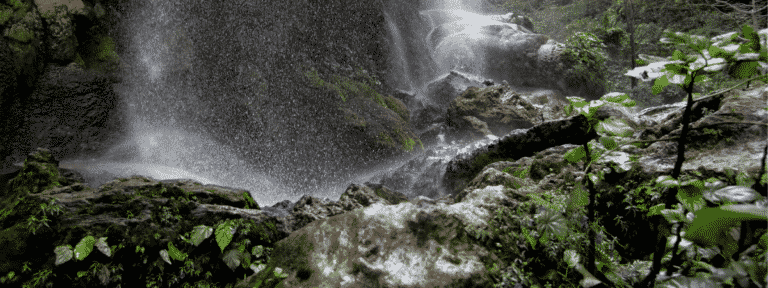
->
[255,185,515,288]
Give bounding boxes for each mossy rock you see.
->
[8,149,65,195]
[0,5,12,25]
[384,95,409,123]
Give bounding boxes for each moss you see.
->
[384,96,409,122]
[0,5,11,25]
[73,52,85,67]
[376,132,396,148]
[8,0,27,11]
[402,137,417,152]
[304,68,325,88]
[241,191,258,210]
[7,23,33,43]
[304,67,386,105]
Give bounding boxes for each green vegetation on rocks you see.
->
[0,5,11,25]
[6,23,33,42]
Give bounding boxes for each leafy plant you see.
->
[557,24,768,288]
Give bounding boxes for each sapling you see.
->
[561,24,768,287]
[625,24,768,288]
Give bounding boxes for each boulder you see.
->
[444,113,598,194]
[422,8,602,98]
[637,85,767,179]
[446,86,543,141]
[248,184,516,288]
[0,149,420,287]
[424,70,486,112]
[340,96,423,154]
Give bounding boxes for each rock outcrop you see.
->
[444,113,599,194]
[446,86,544,141]
[0,148,413,287]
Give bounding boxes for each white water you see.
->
[56,0,536,205]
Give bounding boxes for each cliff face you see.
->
[1,0,423,191]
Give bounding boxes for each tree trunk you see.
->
[627,0,637,89]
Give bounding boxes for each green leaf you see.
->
[656,175,679,188]
[600,93,628,104]
[665,63,688,75]
[521,227,537,248]
[95,237,111,258]
[652,75,670,95]
[168,242,188,261]
[661,205,687,223]
[190,225,213,246]
[568,182,589,210]
[684,205,767,248]
[676,187,705,213]
[564,104,574,116]
[564,146,586,163]
[54,245,73,266]
[223,249,241,271]
[536,209,569,241]
[563,250,602,288]
[274,267,289,279]
[708,45,732,58]
[648,204,666,217]
[74,236,96,261]
[742,24,760,52]
[215,220,236,253]
[729,61,761,79]
[683,74,692,87]
[252,245,264,258]
[159,249,172,265]
[599,136,617,150]
[672,50,686,61]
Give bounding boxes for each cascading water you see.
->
[371,0,553,199]
[54,0,547,206]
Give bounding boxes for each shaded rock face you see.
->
[1,0,123,171]
[3,64,126,166]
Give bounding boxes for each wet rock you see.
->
[254,185,515,288]
[704,186,764,205]
[24,64,124,159]
[446,86,542,141]
[637,85,767,178]
[340,96,423,155]
[444,113,597,194]
[7,148,69,195]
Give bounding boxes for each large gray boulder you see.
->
[246,184,516,287]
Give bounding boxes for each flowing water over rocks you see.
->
[2,0,766,287]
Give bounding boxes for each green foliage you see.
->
[8,0,27,11]
[0,5,12,25]
[242,192,257,209]
[562,32,608,89]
